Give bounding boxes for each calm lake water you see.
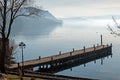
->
[14,18,120,80]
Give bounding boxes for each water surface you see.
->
[14,18,120,80]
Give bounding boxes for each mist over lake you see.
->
[12,16,120,80]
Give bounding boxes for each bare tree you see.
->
[0,0,37,73]
[108,16,120,36]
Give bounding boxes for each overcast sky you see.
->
[34,0,120,18]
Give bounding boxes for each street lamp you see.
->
[19,42,26,75]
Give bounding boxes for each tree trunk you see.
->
[0,38,7,73]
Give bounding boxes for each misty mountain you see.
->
[12,7,62,36]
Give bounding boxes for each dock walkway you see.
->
[9,44,112,70]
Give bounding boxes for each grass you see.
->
[0,74,45,80]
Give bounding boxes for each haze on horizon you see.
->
[32,0,120,18]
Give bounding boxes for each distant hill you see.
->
[12,7,62,36]
[22,7,62,23]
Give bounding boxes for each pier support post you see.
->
[39,66,41,70]
[46,64,48,69]
[111,54,112,58]
[43,65,45,68]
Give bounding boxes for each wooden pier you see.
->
[9,44,112,72]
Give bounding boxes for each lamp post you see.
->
[19,42,26,76]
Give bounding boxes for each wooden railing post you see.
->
[97,43,99,47]
[73,48,74,52]
[70,52,72,56]
[18,63,20,68]
[51,57,53,61]
[39,56,41,60]
[107,44,109,47]
[103,45,105,48]
[110,43,112,47]
[101,34,103,45]
[83,46,85,52]
[59,51,61,55]
[93,44,96,51]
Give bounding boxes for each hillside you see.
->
[12,7,62,36]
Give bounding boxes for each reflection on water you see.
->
[14,18,120,80]
[12,17,62,38]
[38,50,112,73]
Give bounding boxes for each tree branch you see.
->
[0,9,3,19]
[0,24,2,35]
[107,24,114,34]
[0,1,3,7]
[112,16,120,28]
[0,24,2,28]
[6,0,14,39]
[13,0,25,18]
[108,23,120,36]
[6,0,25,38]
[0,1,4,19]
[2,0,8,37]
